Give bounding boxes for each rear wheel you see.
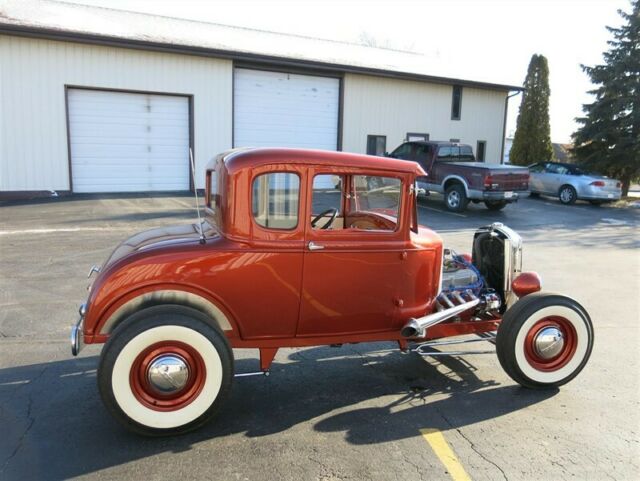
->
[496,293,593,389]
[98,305,233,436]
[444,184,469,212]
[559,185,577,205]
[484,200,507,211]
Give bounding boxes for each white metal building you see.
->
[0,0,521,197]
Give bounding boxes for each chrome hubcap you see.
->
[147,354,190,393]
[448,191,460,207]
[561,189,573,202]
[534,327,565,359]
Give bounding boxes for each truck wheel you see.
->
[484,200,507,211]
[496,293,593,389]
[444,184,469,212]
[98,305,233,436]
[558,185,577,205]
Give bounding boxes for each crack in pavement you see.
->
[0,364,49,474]
[433,404,508,481]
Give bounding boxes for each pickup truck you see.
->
[388,141,529,212]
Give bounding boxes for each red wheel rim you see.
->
[130,341,206,412]
[524,316,577,371]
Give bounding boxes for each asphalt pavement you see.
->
[0,193,638,481]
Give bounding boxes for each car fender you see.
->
[442,175,470,195]
[93,285,239,341]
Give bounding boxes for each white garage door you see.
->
[233,68,339,150]
[68,89,190,193]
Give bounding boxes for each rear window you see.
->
[252,172,300,230]
[437,145,475,162]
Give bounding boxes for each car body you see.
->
[528,161,622,205]
[71,148,594,436]
[388,141,529,212]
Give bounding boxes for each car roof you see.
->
[209,147,426,176]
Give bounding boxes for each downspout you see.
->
[500,90,522,164]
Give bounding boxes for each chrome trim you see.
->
[234,371,270,378]
[401,298,480,338]
[71,316,84,356]
[87,265,101,278]
[308,241,324,251]
[534,327,565,359]
[78,303,86,317]
[147,355,190,392]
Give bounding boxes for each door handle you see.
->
[308,241,324,251]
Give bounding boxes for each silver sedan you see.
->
[528,162,621,205]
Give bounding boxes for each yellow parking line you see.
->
[420,428,472,481]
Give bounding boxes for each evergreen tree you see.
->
[572,1,639,197]
[510,54,554,165]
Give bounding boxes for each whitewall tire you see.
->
[98,305,233,436]
[496,292,594,389]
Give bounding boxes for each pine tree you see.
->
[572,1,639,197]
[510,54,554,166]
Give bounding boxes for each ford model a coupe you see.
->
[71,148,594,436]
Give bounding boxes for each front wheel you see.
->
[98,305,233,436]
[496,292,593,389]
[484,200,507,211]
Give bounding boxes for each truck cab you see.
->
[388,141,530,212]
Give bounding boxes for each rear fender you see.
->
[90,287,239,342]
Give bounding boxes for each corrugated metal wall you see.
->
[342,74,507,163]
[0,35,232,191]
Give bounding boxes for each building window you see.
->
[406,132,429,142]
[449,138,460,143]
[477,141,487,162]
[451,85,462,120]
[366,135,387,156]
[252,172,300,229]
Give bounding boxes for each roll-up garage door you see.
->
[233,68,340,150]
[68,89,190,193]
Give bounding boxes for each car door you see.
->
[543,163,567,193]
[297,170,409,337]
[528,163,545,192]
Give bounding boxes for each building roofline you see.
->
[0,24,524,92]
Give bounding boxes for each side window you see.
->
[556,165,569,175]
[390,143,411,159]
[406,132,429,142]
[451,85,462,120]
[311,174,344,230]
[350,175,401,231]
[208,169,219,208]
[414,144,430,165]
[252,172,300,230]
[476,141,486,162]
[529,163,544,173]
[546,164,559,174]
[366,135,387,156]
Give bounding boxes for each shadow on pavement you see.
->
[0,344,557,480]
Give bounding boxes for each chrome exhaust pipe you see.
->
[400,298,480,338]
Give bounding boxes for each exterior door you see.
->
[297,171,408,337]
[68,88,190,193]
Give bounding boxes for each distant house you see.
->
[502,136,573,164]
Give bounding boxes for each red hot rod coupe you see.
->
[71,148,594,436]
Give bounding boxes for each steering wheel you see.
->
[311,208,338,229]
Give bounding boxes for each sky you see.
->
[69,0,631,144]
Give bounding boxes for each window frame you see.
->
[366,135,387,156]
[251,171,302,231]
[406,132,429,142]
[476,141,487,162]
[307,170,405,237]
[451,85,463,120]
